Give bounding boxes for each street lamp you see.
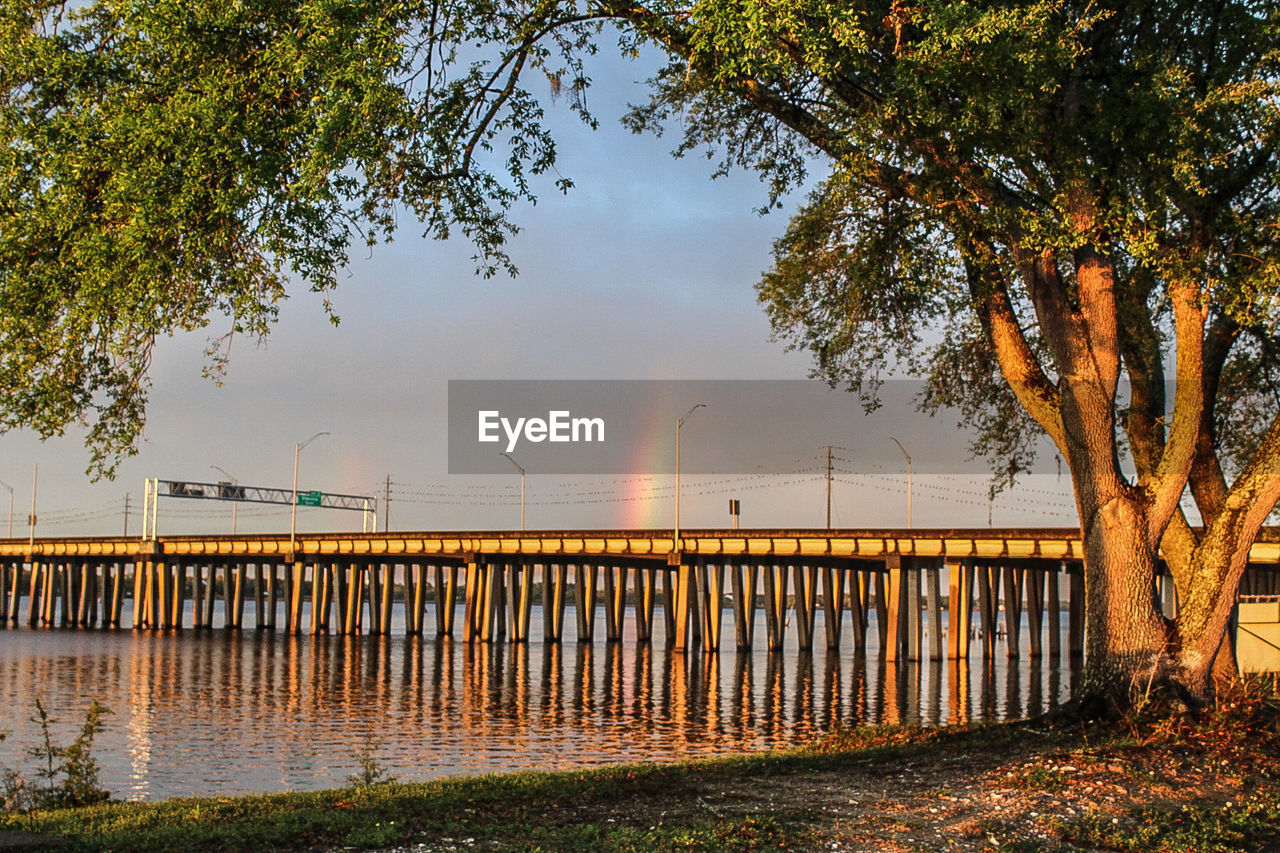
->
[501,452,526,530]
[890,436,913,529]
[0,479,12,538]
[211,465,239,534]
[290,432,330,556]
[674,403,707,553]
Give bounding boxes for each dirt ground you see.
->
[352,709,1278,853]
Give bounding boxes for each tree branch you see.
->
[1146,279,1207,548]
[968,255,1066,453]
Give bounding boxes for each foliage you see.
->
[0,0,583,476]
[7,1,1280,498]
[346,738,396,788]
[2,698,112,812]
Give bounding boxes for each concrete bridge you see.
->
[3,528,1279,662]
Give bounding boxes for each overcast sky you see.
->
[0,50,1081,539]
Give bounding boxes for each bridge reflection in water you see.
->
[0,608,1077,801]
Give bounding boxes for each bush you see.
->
[2,698,112,812]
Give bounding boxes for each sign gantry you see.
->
[141,478,377,540]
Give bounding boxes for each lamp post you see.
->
[890,436,913,529]
[211,465,239,534]
[0,479,12,538]
[500,452,526,530]
[674,403,707,554]
[290,432,329,556]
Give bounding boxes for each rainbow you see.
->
[619,401,676,529]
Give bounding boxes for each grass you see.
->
[0,759,810,852]
[2,683,1279,852]
[0,723,1025,852]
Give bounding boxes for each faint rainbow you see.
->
[619,405,673,529]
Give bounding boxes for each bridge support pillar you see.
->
[884,556,903,661]
[926,562,944,661]
[471,559,498,642]
[1002,566,1023,658]
[634,564,656,643]
[602,562,626,643]
[698,558,725,651]
[234,562,249,630]
[435,563,459,637]
[1026,566,1045,658]
[509,560,533,642]
[266,562,281,630]
[905,559,921,661]
[129,560,145,629]
[404,563,421,635]
[172,560,188,629]
[947,561,973,660]
[463,559,480,641]
[671,559,696,651]
[731,561,758,650]
[1068,565,1084,658]
[1047,565,1062,659]
[848,567,868,653]
[574,563,597,643]
[156,560,171,630]
[763,563,788,651]
[977,565,997,658]
[332,562,349,633]
[660,567,677,642]
[541,563,566,641]
[793,563,817,651]
[4,561,20,625]
[821,564,844,651]
[379,563,394,635]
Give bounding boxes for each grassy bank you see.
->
[3,687,1279,852]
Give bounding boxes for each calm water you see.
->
[0,603,1078,801]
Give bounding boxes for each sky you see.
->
[0,49,1083,539]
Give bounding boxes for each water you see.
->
[0,604,1078,801]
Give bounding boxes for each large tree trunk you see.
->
[1030,233,1180,711]
[1076,486,1170,708]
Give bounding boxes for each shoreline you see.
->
[3,688,1280,852]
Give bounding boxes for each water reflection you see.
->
[0,619,1079,801]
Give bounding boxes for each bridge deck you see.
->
[5,526,1279,562]
[3,529,1278,665]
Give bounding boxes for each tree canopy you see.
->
[5,0,1280,704]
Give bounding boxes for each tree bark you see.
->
[1175,416,1280,697]
[1078,497,1169,706]
[1020,228,1171,708]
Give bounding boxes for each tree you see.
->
[704,1,1280,707]
[3,1,1279,709]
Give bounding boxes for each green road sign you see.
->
[297,490,323,507]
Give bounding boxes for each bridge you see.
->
[3,528,1279,663]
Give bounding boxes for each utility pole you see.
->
[28,463,37,548]
[825,445,833,529]
[123,493,130,537]
[384,474,392,533]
